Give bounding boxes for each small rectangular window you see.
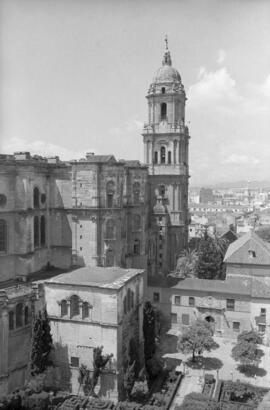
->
[189,297,195,307]
[174,296,181,305]
[233,322,240,332]
[80,247,83,251]
[226,299,235,311]
[171,313,177,324]
[261,308,266,316]
[258,324,266,333]
[70,356,79,367]
[80,235,82,239]
[182,314,190,325]
[153,292,160,303]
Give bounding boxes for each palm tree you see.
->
[170,248,198,279]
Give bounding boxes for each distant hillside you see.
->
[190,181,270,190]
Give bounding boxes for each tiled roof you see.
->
[172,277,251,296]
[44,266,144,290]
[85,155,116,163]
[121,160,144,168]
[224,230,270,265]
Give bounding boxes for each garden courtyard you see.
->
[163,335,270,408]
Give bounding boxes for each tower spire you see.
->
[162,34,172,66]
[165,34,168,51]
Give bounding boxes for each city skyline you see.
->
[1,0,270,185]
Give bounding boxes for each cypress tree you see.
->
[31,308,53,375]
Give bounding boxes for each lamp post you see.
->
[230,370,233,381]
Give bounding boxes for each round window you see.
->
[0,194,7,207]
[41,193,46,204]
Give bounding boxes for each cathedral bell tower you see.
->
[143,37,189,275]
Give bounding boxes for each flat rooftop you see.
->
[44,266,144,290]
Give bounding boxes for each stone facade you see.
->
[143,45,189,275]
[0,284,35,396]
[0,152,72,282]
[71,155,148,271]
[38,266,145,401]
[0,153,72,395]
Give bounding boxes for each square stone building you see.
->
[39,266,146,401]
[168,231,270,344]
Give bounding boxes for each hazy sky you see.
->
[1,0,270,185]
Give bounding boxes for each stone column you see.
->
[177,140,180,164]
[178,186,181,211]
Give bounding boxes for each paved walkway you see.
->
[164,336,270,408]
[169,370,202,409]
[164,336,270,388]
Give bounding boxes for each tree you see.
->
[197,231,224,279]
[170,248,198,279]
[178,319,218,361]
[123,361,136,400]
[232,330,263,367]
[143,301,156,373]
[237,330,262,345]
[31,309,53,375]
[92,346,113,392]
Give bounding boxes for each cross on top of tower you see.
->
[162,35,172,66]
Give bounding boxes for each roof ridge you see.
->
[224,230,252,261]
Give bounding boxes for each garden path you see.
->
[169,370,202,409]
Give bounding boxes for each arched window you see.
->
[133,182,140,204]
[70,295,80,318]
[106,181,115,208]
[133,214,141,231]
[154,151,158,164]
[33,187,40,208]
[161,87,165,94]
[9,311,14,330]
[40,215,46,246]
[131,291,134,309]
[168,151,172,164]
[160,147,166,164]
[34,216,40,248]
[16,303,23,328]
[82,302,89,319]
[24,306,29,325]
[123,296,127,314]
[106,219,115,239]
[106,248,114,267]
[134,239,140,255]
[61,300,68,317]
[0,219,7,252]
[161,103,167,120]
[127,289,131,311]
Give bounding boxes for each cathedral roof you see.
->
[152,39,181,84]
[153,64,181,84]
[44,266,144,290]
